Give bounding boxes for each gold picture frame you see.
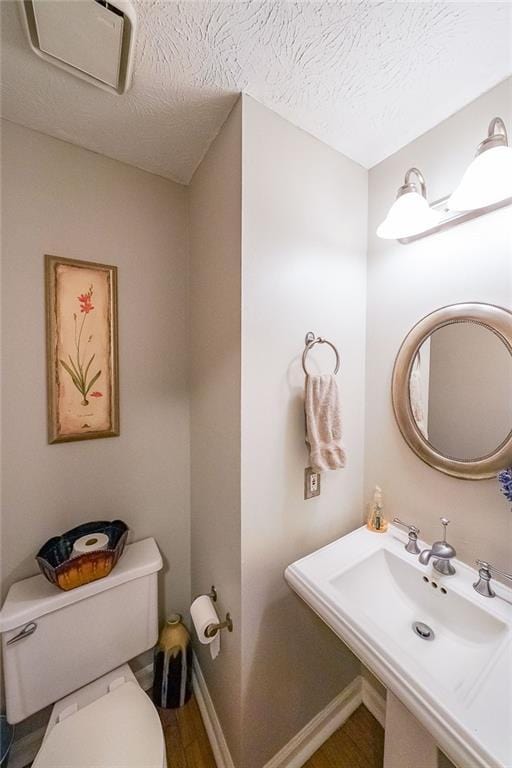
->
[45,255,119,443]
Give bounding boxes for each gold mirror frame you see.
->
[392,303,512,480]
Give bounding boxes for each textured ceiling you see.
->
[1,1,511,184]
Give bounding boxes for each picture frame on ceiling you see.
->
[45,254,119,444]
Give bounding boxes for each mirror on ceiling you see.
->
[392,303,512,479]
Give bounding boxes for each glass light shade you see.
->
[376,191,441,240]
[447,145,512,211]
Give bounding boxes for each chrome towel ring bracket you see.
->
[302,332,340,376]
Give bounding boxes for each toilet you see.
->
[0,537,167,768]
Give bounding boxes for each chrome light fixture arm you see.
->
[477,117,508,155]
[399,167,427,198]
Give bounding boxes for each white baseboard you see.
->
[192,655,236,768]
[191,661,386,768]
[362,675,386,729]
[263,676,363,768]
[145,661,386,768]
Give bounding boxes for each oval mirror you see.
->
[392,303,512,479]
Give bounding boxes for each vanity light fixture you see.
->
[376,168,440,240]
[448,117,512,211]
[377,116,512,244]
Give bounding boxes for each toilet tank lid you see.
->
[0,538,162,632]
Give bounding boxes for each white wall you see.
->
[189,100,243,765]
[366,78,512,573]
[188,96,368,767]
[241,95,368,768]
[0,120,191,622]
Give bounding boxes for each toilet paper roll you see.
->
[190,595,221,660]
[71,532,110,558]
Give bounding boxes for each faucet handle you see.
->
[393,518,420,534]
[474,560,512,598]
[476,560,512,580]
[392,518,420,555]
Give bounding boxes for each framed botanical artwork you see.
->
[45,255,119,443]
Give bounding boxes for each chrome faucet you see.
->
[473,560,512,598]
[392,518,420,555]
[418,518,456,575]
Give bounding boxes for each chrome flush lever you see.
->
[7,621,37,645]
[392,518,421,555]
[473,560,512,598]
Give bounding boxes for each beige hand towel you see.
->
[305,374,346,472]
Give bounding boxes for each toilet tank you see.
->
[0,538,162,723]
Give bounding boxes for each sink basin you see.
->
[331,548,507,699]
[285,525,512,768]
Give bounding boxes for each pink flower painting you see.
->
[59,285,102,406]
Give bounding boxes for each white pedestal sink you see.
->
[285,524,512,768]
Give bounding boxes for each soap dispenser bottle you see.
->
[367,486,388,533]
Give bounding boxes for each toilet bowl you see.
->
[0,538,166,767]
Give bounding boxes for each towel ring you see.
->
[302,332,340,376]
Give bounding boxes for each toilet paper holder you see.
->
[194,585,233,638]
[207,586,217,602]
[205,612,233,639]
[194,585,217,602]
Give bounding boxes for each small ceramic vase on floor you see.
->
[153,614,192,709]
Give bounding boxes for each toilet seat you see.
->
[33,680,165,768]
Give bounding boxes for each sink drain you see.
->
[412,621,435,641]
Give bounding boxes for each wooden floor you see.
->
[157,695,217,768]
[157,700,383,768]
[303,706,384,768]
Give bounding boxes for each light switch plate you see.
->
[304,467,321,500]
